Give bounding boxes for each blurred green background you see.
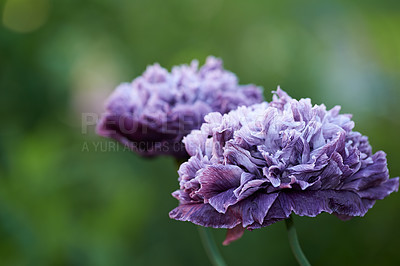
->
[1,0,400,265]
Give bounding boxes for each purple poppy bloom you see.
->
[96,56,263,158]
[169,88,399,245]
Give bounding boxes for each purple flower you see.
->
[169,88,399,245]
[96,56,263,158]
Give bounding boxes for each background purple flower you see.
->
[170,88,399,244]
[96,56,263,158]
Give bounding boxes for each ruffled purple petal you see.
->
[356,178,399,200]
[197,165,242,213]
[278,190,371,217]
[170,88,399,244]
[169,203,241,229]
[223,225,245,245]
[97,56,263,158]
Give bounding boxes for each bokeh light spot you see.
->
[2,0,50,33]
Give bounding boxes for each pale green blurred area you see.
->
[1,0,400,265]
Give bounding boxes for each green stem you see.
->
[197,227,227,266]
[285,215,311,266]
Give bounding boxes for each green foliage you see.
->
[1,0,399,265]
